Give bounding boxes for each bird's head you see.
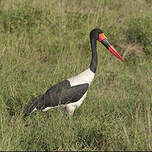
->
[90,28,125,62]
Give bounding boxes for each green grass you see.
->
[0,0,152,150]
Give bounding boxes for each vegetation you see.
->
[0,0,152,150]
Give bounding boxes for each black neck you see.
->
[89,38,97,73]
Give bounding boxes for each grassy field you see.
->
[0,0,152,150]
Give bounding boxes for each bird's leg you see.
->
[65,105,76,116]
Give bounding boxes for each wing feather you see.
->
[24,80,89,116]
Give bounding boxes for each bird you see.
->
[24,28,125,117]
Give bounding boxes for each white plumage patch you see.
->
[68,68,95,87]
[42,107,52,112]
[31,107,37,113]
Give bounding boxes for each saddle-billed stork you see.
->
[24,28,124,117]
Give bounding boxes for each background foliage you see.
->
[0,0,152,150]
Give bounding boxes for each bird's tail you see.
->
[24,95,42,117]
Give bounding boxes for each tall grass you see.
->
[0,0,152,150]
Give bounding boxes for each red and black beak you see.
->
[99,33,125,62]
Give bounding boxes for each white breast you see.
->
[68,68,95,87]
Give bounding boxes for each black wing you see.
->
[24,80,89,116]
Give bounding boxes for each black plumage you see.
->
[24,80,88,116]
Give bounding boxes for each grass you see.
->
[0,0,152,150]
